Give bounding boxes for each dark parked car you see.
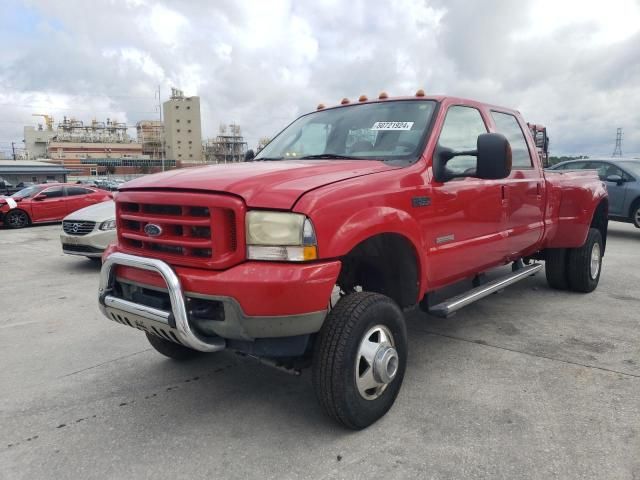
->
[549,159,640,227]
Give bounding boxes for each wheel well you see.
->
[337,233,419,309]
[590,199,608,254]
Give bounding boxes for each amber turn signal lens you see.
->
[303,245,318,261]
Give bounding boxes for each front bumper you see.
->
[61,228,116,257]
[98,252,341,352]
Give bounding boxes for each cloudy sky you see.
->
[1,0,639,158]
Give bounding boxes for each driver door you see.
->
[31,186,67,222]
[427,105,508,287]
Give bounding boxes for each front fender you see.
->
[312,206,427,296]
[323,206,423,257]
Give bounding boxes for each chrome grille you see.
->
[63,220,96,236]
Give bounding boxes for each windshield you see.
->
[256,100,436,162]
[11,185,44,199]
[618,161,640,178]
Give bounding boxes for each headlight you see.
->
[246,211,317,261]
[99,219,116,231]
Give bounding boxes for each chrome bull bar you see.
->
[98,252,226,353]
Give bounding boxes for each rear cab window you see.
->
[490,111,532,168]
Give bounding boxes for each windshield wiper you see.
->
[253,157,283,161]
[298,154,359,160]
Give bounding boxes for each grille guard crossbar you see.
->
[98,251,226,352]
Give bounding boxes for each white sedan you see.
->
[60,200,116,261]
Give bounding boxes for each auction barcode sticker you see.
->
[371,121,414,131]
[6,198,17,209]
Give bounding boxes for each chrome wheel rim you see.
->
[355,325,398,400]
[590,242,601,279]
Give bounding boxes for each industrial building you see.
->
[203,124,248,164]
[24,114,57,159]
[136,120,164,160]
[163,88,203,162]
[15,87,238,175]
[43,117,148,176]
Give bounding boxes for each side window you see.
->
[41,187,64,198]
[491,111,532,168]
[588,162,623,181]
[438,106,487,174]
[66,187,93,196]
[558,161,588,170]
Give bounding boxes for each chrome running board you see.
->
[428,263,543,318]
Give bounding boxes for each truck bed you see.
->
[543,169,606,249]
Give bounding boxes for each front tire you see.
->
[146,333,204,361]
[5,209,30,229]
[312,292,407,430]
[567,228,603,293]
[632,201,640,228]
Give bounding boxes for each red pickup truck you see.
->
[98,92,608,429]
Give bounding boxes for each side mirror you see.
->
[476,133,512,180]
[244,149,255,162]
[433,133,512,182]
[34,194,46,201]
[605,174,623,185]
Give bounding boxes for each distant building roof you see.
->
[0,159,69,174]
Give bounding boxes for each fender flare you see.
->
[321,206,427,296]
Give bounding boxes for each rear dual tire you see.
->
[545,228,603,293]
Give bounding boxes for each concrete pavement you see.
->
[1,222,638,479]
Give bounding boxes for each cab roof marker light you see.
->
[358,95,368,102]
[317,103,325,110]
[378,91,389,99]
[415,89,425,97]
[341,98,350,105]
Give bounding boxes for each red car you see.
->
[0,183,112,228]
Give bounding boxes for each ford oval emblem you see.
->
[144,224,163,237]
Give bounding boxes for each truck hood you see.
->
[120,160,397,209]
